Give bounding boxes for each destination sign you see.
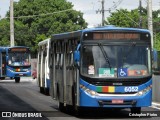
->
[93,33,139,40]
[9,48,29,52]
[83,32,150,41]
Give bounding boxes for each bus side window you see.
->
[60,53,63,69]
[67,40,74,69]
[71,53,74,68]
[49,45,53,68]
[65,42,69,68]
[55,53,59,69]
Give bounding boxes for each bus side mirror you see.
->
[74,51,80,63]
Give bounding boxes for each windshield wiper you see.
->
[122,42,136,67]
[98,43,111,70]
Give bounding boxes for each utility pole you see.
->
[147,0,153,49]
[10,0,14,46]
[96,0,109,26]
[139,0,142,28]
[0,8,1,19]
[102,0,105,26]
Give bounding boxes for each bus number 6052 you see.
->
[124,87,138,92]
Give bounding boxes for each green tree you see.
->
[0,19,10,46]
[0,18,35,47]
[152,10,160,50]
[106,9,142,28]
[154,33,160,51]
[3,0,87,55]
[106,8,160,50]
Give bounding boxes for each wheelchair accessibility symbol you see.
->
[118,68,127,77]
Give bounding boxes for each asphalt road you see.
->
[0,77,159,120]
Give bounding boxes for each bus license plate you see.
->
[112,99,123,104]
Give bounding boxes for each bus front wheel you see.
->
[40,87,44,93]
[0,77,5,80]
[15,77,20,83]
[131,107,141,114]
[44,88,49,95]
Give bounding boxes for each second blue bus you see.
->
[0,46,31,83]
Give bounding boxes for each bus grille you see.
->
[90,80,142,86]
[80,75,151,86]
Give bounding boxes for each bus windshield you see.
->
[81,45,151,78]
[8,52,31,66]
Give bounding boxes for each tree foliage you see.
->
[106,8,147,28]
[106,8,160,50]
[0,19,10,46]
[0,0,87,56]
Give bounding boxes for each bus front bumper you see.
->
[7,70,31,77]
[79,89,152,108]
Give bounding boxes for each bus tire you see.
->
[15,77,20,83]
[40,87,44,93]
[71,84,76,112]
[0,77,5,80]
[44,88,49,95]
[131,107,141,114]
[75,107,83,116]
[58,102,66,112]
[72,83,82,116]
[57,84,66,112]
[71,84,81,116]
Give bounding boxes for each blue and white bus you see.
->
[37,38,50,95]
[0,46,31,83]
[49,26,152,113]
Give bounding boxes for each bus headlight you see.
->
[80,84,98,96]
[136,85,152,96]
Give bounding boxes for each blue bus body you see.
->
[0,46,31,82]
[79,79,151,107]
[37,38,50,95]
[49,26,152,113]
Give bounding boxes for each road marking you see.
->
[151,102,160,110]
[151,106,160,110]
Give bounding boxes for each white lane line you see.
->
[151,102,160,110]
[151,106,160,110]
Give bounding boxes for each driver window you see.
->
[82,46,94,75]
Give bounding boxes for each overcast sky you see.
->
[0,0,160,27]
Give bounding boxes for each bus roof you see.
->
[51,25,150,40]
[83,25,150,33]
[0,46,29,49]
[52,30,82,40]
[38,38,50,46]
